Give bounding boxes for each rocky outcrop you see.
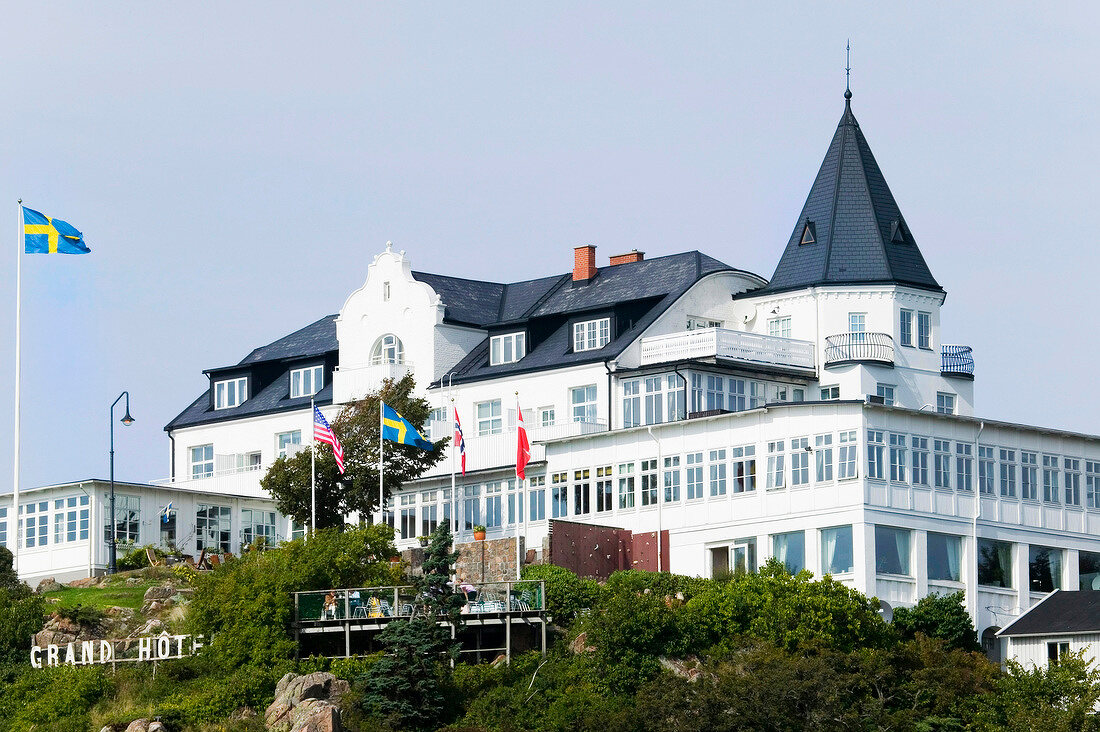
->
[121,720,167,732]
[36,577,63,593]
[34,613,100,647]
[265,672,348,732]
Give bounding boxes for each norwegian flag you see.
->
[314,406,345,474]
[516,401,531,480]
[453,406,466,476]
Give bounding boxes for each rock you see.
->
[141,600,165,615]
[143,585,175,601]
[265,672,348,732]
[71,577,102,589]
[659,657,703,682]
[568,631,595,654]
[99,726,113,732]
[133,618,165,636]
[148,723,167,732]
[228,706,257,721]
[36,577,63,593]
[125,577,143,586]
[124,720,150,732]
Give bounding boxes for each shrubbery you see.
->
[521,563,605,622]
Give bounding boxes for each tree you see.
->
[891,591,981,652]
[359,523,463,731]
[0,546,20,590]
[972,650,1100,732]
[261,374,446,529]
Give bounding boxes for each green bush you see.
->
[0,665,114,732]
[583,586,682,693]
[521,564,605,623]
[55,603,106,627]
[0,587,46,666]
[603,570,709,602]
[892,591,980,652]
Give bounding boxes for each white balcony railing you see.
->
[422,419,607,478]
[333,361,413,403]
[639,328,815,372]
[151,465,269,498]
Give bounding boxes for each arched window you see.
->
[371,334,404,365]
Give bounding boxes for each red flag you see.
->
[454,406,466,476]
[516,401,530,480]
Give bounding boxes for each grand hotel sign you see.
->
[30,632,205,668]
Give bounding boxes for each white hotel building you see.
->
[6,92,1100,656]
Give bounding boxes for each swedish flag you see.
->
[381,403,434,450]
[23,206,90,254]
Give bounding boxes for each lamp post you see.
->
[108,391,135,574]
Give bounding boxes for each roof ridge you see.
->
[821,111,848,283]
[517,273,572,320]
[851,125,894,281]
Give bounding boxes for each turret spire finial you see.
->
[844,40,852,101]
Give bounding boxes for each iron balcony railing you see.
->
[824,332,895,367]
[941,344,974,377]
[293,580,547,622]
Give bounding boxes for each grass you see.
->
[44,585,153,611]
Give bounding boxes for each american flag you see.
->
[454,406,466,475]
[314,406,345,474]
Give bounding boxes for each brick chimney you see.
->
[573,245,597,282]
[609,250,644,266]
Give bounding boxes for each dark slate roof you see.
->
[410,272,505,327]
[999,591,1100,636]
[211,314,338,372]
[759,96,942,295]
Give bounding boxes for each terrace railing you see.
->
[294,580,547,623]
[639,328,815,372]
[941,344,975,378]
[824,332,895,367]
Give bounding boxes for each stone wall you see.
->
[456,536,524,583]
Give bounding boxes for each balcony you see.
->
[639,328,815,374]
[333,361,413,402]
[824,332,894,368]
[941,344,974,379]
[151,464,269,499]
[421,418,606,478]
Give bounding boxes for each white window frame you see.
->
[476,400,502,436]
[767,316,792,339]
[276,430,302,459]
[214,377,248,410]
[573,318,611,352]
[821,385,840,401]
[849,312,867,343]
[876,384,896,406]
[371,333,404,365]
[686,316,723,330]
[191,444,214,479]
[290,365,323,399]
[936,392,956,415]
[917,311,932,350]
[899,309,914,347]
[490,332,526,365]
[571,385,597,423]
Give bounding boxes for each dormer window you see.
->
[490,332,526,365]
[799,220,817,245]
[371,334,404,365]
[573,318,610,352]
[890,219,906,244]
[214,377,248,410]
[290,365,323,398]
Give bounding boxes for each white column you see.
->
[854,522,876,595]
[914,529,928,600]
[1066,549,1080,591]
[1015,542,1031,613]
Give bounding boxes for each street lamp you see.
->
[108,391,135,574]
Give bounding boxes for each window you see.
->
[551,473,568,517]
[705,375,725,411]
[666,375,685,421]
[936,392,956,415]
[727,378,747,412]
[463,485,481,529]
[573,318,611,352]
[977,538,1013,588]
[821,385,840,401]
[956,443,973,492]
[490,332,526,365]
[772,531,805,574]
[875,526,911,575]
[928,532,962,581]
[911,436,929,486]
[595,466,613,512]
[663,456,681,502]
[749,382,765,409]
[24,502,50,549]
[766,441,785,490]
[276,430,302,459]
[1080,550,1100,591]
[476,400,502,436]
[768,316,791,339]
[1000,449,1017,497]
[686,452,704,499]
[1022,451,1039,500]
[571,385,597,423]
[1065,458,1081,506]
[978,446,995,494]
[641,459,658,506]
[791,437,810,486]
[792,387,805,402]
[485,483,502,529]
[876,384,896,406]
[815,434,834,482]
[190,444,214,479]
[899,309,913,347]
[196,504,231,553]
[838,430,858,480]
[290,365,323,398]
[382,281,391,301]
[241,509,276,546]
[709,449,727,497]
[426,408,448,441]
[732,539,757,574]
[0,507,6,548]
[889,433,907,483]
[732,446,756,493]
[867,430,885,480]
[442,488,455,531]
[645,376,664,424]
[686,317,722,330]
[934,439,951,489]
[539,407,555,428]
[821,525,854,574]
[421,491,439,536]
[917,311,932,349]
[214,377,248,409]
[849,312,867,342]
[622,380,640,428]
[1042,455,1060,503]
[573,470,591,515]
[371,334,404,364]
[618,464,636,509]
[399,494,417,539]
[1087,461,1100,509]
[529,476,547,521]
[1030,545,1062,593]
[689,373,703,415]
[507,480,523,524]
[1048,642,1071,666]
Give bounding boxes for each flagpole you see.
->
[515,393,522,581]
[378,401,384,527]
[12,201,22,576]
[310,398,316,536]
[450,398,456,538]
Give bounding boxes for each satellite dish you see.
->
[743,307,758,325]
[878,599,893,623]
[1092,575,1100,591]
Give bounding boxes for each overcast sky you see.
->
[1,2,1097,488]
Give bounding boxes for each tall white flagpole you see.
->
[515,393,522,580]
[310,398,316,536]
[378,401,384,526]
[12,201,22,576]
[450,398,456,537]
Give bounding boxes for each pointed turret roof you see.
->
[759,94,942,295]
